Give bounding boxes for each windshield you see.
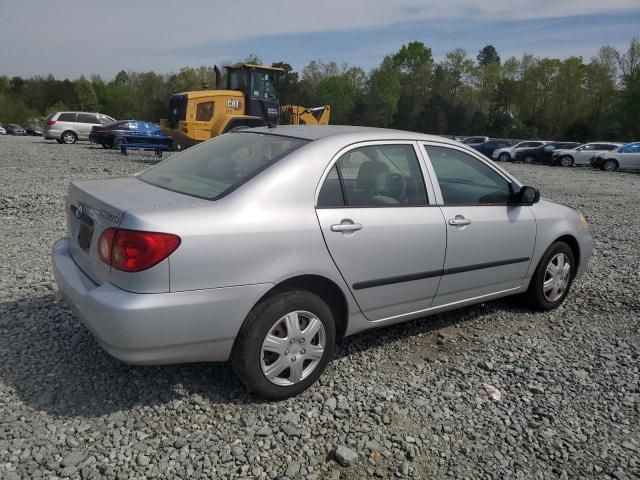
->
[138,132,309,199]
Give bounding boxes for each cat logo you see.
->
[227,99,242,110]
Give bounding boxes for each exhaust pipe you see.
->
[214,65,222,89]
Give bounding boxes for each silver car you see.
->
[45,111,116,144]
[52,126,593,399]
[491,141,547,162]
[593,142,640,171]
[551,142,622,167]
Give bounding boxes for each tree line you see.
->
[1,39,638,141]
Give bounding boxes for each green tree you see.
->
[317,76,358,124]
[74,76,98,111]
[361,56,401,127]
[272,62,300,106]
[477,45,501,66]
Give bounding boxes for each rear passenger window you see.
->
[317,144,428,207]
[57,113,76,122]
[317,165,344,207]
[77,113,98,123]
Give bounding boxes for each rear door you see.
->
[76,113,99,139]
[421,144,536,306]
[316,142,446,321]
[620,144,640,169]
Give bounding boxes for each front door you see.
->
[316,142,446,321]
[422,144,537,306]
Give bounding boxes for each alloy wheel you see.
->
[260,310,326,386]
[560,156,573,167]
[62,132,76,144]
[543,253,571,302]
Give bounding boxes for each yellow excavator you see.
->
[160,64,330,149]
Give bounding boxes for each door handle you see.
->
[448,216,471,227]
[331,222,363,233]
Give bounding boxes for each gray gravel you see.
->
[1,135,639,479]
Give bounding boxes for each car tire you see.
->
[525,241,575,311]
[231,290,336,400]
[498,153,510,162]
[523,155,536,164]
[603,159,618,171]
[61,131,77,144]
[560,155,574,167]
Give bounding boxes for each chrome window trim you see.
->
[314,140,438,208]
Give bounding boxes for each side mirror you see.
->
[517,186,540,204]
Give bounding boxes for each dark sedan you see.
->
[23,124,44,136]
[4,124,27,136]
[90,120,167,148]
[514,142,581,164]
[472,139,517,158]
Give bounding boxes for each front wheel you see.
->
[523,155,535,164]
[560,155,574,167]
[525,242,575,311]
[603,159,618,171]
[498,152,510,162]
[231,290,336,400]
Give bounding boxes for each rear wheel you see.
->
[231,290,336,400]
[560,155,574,167]
[603,159,618,171]
[61,131,77,144]
[525,242,575,311]
[498,152,510,162]
[523,155,536,164]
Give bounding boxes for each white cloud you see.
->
[0,0,638,76]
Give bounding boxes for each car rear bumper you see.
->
[52,238,273,365]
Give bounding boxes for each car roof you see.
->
[245,125,462,145]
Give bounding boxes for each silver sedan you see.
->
[52,126,593,399]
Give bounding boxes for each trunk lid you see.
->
[66,176,203,285]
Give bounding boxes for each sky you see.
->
[0,0,639,79]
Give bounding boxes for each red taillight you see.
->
[97,228,181,272]
[47,119,56,126]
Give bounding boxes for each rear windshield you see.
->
[138,132,309,199]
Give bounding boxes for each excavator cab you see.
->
[226,64,283,126]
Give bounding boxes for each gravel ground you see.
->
[0,135,638,480]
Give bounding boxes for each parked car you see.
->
[89,120,168,149]
[551,142,622,167]
[492,141,548,162]
[591,142,640,171]
[52,125,593,399]
[462,136,490,147]
[4,124,27,135]
[514,142,581,164]
[23,124,44,136]
[44,111,116,144]
[0,125,6,135]
[472,139,516,158]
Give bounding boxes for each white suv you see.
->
[44,111,116,144]
[492,141,548,162]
